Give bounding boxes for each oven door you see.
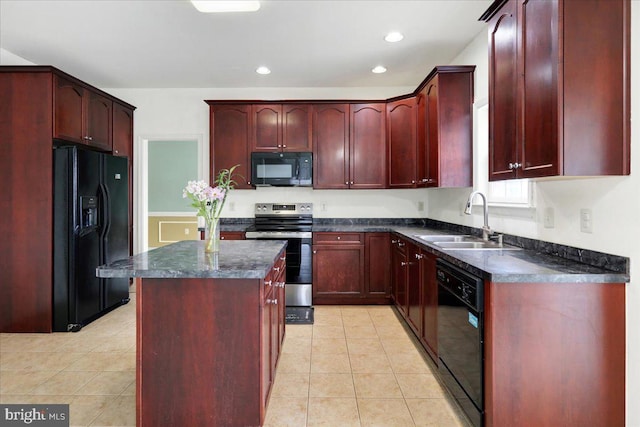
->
[244,232,313,306]
[438,282,483,426]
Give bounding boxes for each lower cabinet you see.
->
[261,256,286,411]
[391,236,437,361]
[313,232,391,304]
[312,232,365,303]
[221,231,245,240]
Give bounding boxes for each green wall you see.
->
[148,140,198,212]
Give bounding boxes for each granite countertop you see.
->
[307,222,629,284]
[390,227,629,284]
[96,240,287,279]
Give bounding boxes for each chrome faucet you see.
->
[464,191,493,241]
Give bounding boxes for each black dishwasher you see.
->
[437,259,484,427]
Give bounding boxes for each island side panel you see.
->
[484,281,625,427]
[137,277,262,427]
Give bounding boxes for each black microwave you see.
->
[251,152,312,187]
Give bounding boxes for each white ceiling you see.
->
[0,0,491,89]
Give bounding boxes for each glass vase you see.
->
[204,218,221,253]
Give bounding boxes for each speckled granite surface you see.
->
[96,240,287,279]
[311,218,629,284]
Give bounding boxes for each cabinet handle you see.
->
[337,236,341,240]
[280,256,286,261]
[345,181,349,185]
[265,280,272,287]
[398,242,405,247]
[282,145,287,148]
[415,253,424,260]
[273,267,280,272]
[221,236,226,240]
[350,181,354,185]
[391,239,399,244]
[83,136,93,141]
[422,178,429,182]
[508,162,522,170]
[411,180,416,184]
[313,250,317,254]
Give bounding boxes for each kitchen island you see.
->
[97,240,287,427]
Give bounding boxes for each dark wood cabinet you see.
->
[418,249,437,360]
[364,233,392,302]
[482,0,630,180]
[406,242,422,334]
[252,104,312,152]
[137,253,286,427]
[416,67,474,188]
[220,231,245,240]
[312,232,365,303]
[387,97,417,188]
[313,103,386,189]
[485,280,625,426]
[391,237,408,315]
[312,104,350,189]
[208,104,252,189]
[53,75,112,151]
[1,66,135,333]
[350,103,387,189]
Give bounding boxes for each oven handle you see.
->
[245,231,312,239]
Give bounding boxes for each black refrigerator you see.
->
[53,145,130,332]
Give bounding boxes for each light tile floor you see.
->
[266,305,468,427]
[1,293,467,427]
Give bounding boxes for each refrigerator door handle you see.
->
[99,182,111,242]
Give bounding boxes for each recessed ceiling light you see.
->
[384,32,404,43]
[191,1,260,13]
[372,65,387,74]
[256,66,271,75]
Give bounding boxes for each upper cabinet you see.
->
[416,66,474,188]
[252,104,312,152]
[312,104,350,189]
[209,104,253,189]
[481,0,630,180]
[112,102,134,158]
[387,97,417,188]
[53,75,112,151]
[350,103,387,189]
[312,103,387,189]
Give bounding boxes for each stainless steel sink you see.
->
[435,241,521,251]
[413,234,470,242]
[413,234,521,250]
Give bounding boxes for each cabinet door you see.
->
[420,250,437,359]
[350,103,387,189]
[210,104,252,189]
[282,104,312,151]
[519,0,559,178]
[112,103,133,158]
[53,75,84,143]
[488,0,519,181]
[387,98,417,188]
[391,239,407,315]
[312,244,364,299]
[425,80,440,187]
[407,243,422,334]
[220,231,245,240]
[252,104,281,152]
[416,88,428,187]
[86,91,112,151]
[261,286,273,407]
[312,104,349,189]
[365,233,391,298]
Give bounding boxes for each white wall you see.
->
[432,8,640,425]
[0,48,35,64]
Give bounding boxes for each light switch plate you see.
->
[543,207,554,228]
[580,208,593,233]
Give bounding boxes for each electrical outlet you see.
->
[580,208,593,233]
[229,201,235,211]
[184,228,190,235]
[543,207,555,228]
[417,201,424,212]
[321,202,328,212]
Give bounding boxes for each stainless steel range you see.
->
[245,203,313,324]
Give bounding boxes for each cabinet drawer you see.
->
[313,232,363,244]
